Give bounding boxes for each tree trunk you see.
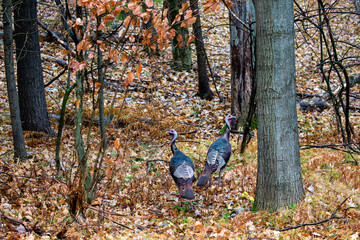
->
[13,0,53,134]
[3,0,27,161]
[254,0,304,212]
[167,0,192,70]
[230,0,255,126]
[75,67,95,204]
[189,0,214,100]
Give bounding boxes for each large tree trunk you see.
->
[230,0,255,126]
[3,0,27,161]
[167,0,192,70]
[254,0,304,212]
[189,0,214,100]
[13,0,53,134]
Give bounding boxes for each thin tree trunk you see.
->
[13,0,53,134]
[190,0,214,100]
[230,0,255,125]
[97,17,106,148]
[254,0,304,212]
[3,0,27,161]
[229,0,256,153]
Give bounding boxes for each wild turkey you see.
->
[167,129,196,200]
[197,114,236,187]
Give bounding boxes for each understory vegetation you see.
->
[0,0,359,239]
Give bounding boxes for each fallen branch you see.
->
[37,20,74,53]
[300,143,360,155]
[0,180,21,198]
[44,68,68,88]
[83,203,135,230]
[0,211,31,232]
[146,159,169,164]
[84,202,137,220]
[276,196,351,232]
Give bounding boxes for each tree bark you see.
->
[230,0,255,125]
[254,0,304,212]
[3,0,27,161]
[167,0,192,70]
[13,0,53,134]
[190,0,214,100]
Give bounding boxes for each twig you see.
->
[248,238,276,240]
[0,180,21,198]
[146,159,169,164]
[37,20,74,52]
[0,211,31,232]
[84,203,139,229]
[44,68,68,88]
[300,143,360,161]
[276,196,351,232]
[220,0,253,31]
[102,214,134,230]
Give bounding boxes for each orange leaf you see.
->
[60,49,68,56]
[77,40,85,54]
[98,20,105,31]
[95,82,102,90]
[180,21,188,28]
[181,2,189,12]
[105,167,113,180]
[75,99,81,110]
[133,5,142,16]
[188,16,197,25]
[176,34,182,42]
[121,53,129,63]
[104,13,115,23]
[114,138,120,149]
[163,8,168,18]
[124,15,131,26]
[128,71,135,83]
[184,10,192,19]
[145,0,153,8]
[112,6,122,16]
[136,63,142,80]
[187,34,195,46]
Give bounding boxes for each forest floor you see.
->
[0,0,360,239]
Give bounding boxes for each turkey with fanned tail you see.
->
[197,114,236,187]
[167,129,196,200]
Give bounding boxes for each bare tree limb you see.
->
[276,196,351,232]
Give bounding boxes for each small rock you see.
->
[3,203,12,210]
[307,185,314,192]
[235,207,245,214]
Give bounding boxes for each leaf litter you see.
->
[0,0,360,239]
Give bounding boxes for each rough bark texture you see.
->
[3,0,27,161]
[254,0,304,212]
[230,0,255,125]
[13,0,53,134]
[190,0,214,100]
[167,0,192,70]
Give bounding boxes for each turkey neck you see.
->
[170,140,178,155]
[221,125,231,141]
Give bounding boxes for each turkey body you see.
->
[168,129,196,200]
[197,115,235,187]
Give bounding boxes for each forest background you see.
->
[0,0,360,239]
